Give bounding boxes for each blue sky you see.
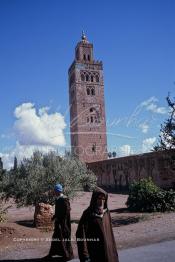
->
[0,0,175,168]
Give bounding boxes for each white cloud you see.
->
[0,142,57,170]
[141,96,167,114]
[0,102,67,169]
[142,137,157,153]
[38,106,50,116]
[141,96,158,107]
[118,144,134,156]
[14,102,66,146]
[146,103,167,114]
[139,122,150,133]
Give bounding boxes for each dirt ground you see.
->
[0,192,175,260]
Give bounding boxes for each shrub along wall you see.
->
[126,178,175,212]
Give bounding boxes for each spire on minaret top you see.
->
[81,31,88,43]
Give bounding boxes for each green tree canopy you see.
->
[3,151,97,206]
[154,94,175,151]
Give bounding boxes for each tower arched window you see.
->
[90,108,94,113]
[95,75,99,82]
[92,144,96,152]
[81,74,85,81]
[91,88,95,96]
[86,74,89,81]
[76,49,79,60]
[83,54,86,61]
[87,88,90,95]
[91,75,94,82]
[88,55,90,61]
[91,116,93,123]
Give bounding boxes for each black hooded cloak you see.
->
[48,195,74,261]
[76,187,119,262]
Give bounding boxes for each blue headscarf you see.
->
[54,183,63,193]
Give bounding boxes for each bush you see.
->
[159,190,175,212]
[126,178,175,212]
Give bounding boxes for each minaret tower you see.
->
[68,32,107,162]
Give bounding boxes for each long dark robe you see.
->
[76,187,119,262]
[49,196,74,260]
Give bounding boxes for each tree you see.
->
[108,152,112,158]
[0,157,3,171]
[112,151,117,158]
[0,168,10,223]
[0,161,8,195]
[3,151,97,207]
[13,156,18,171]
[154,94,175,151]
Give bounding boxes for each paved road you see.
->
[119,240,175,262]
[1,240,175,261]
[65,240,175,262]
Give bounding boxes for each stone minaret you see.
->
[68,32,107,162]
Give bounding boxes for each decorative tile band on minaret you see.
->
[68,33,108,162]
